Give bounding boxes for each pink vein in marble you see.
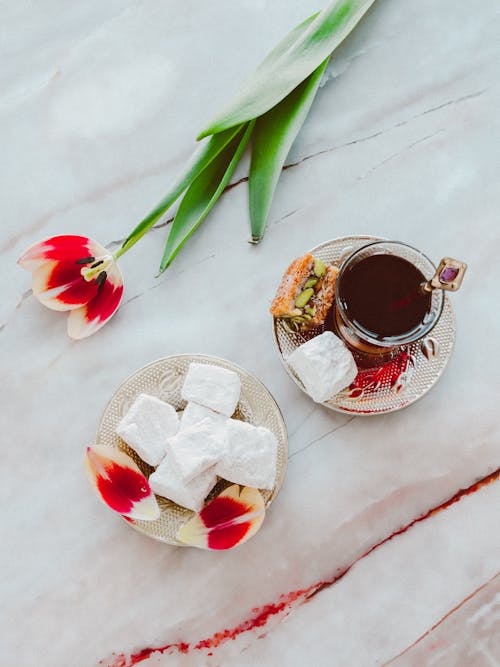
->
[102,468,500,667]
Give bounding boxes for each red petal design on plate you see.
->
[84,446,159,521]
[176,485,265,550]
[67,265,123,339]
[347,351,415,398]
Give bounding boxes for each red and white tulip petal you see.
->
[19,235,112,311]
[84,445,160,521]
[67,263,123,339]
[31,260,99,311]
[18,235,106,271]
[176,485,265,550]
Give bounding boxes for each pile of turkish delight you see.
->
[116,362,278,512]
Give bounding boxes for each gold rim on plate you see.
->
[96,354,288,545]
[273,236,456,416]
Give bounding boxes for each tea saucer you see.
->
[273,236,456,415]
[96,355,288,544]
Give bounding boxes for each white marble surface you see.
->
[2,1,500,665]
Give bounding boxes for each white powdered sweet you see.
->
[181,362,241,416]
[180,402,228,431]
[116,393,179,466]
[167,418,226,483]
[215,419,278,490]
[149,456,217,512]
[288,331,358,403]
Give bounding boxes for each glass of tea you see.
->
[334,241,465,366]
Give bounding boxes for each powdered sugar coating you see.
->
[167,418,226,483]
[288,331,357,403]
[149,456,217,512]
[180,402,228,431]
[181,363,241,416]
[116,393,179,466]
[216,419,278,490]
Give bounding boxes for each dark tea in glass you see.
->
[334,241,445,365]
[338,254,432,340]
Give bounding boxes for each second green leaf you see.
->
[248,57,329,243]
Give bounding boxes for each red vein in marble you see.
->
[102,467,499,667]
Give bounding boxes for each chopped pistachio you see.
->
[295,288,314,308]
[313,258,327,277]
[304,277,318,289]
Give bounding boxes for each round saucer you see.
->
[96,354,288,544]
[273,236,456,415]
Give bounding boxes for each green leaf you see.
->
[159,121,255,272]
[197,0,376,139]
[248,57,329,243]
[116,124,244,258]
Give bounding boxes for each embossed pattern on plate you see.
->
[97,355,288,544]
[273,236,456,415]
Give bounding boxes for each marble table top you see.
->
[2,1,499,665]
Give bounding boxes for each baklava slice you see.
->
[270,253,338,328]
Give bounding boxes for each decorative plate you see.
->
[97,354,288,544]
[273,236,456,415]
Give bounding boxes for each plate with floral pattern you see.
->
[273,236,456,415]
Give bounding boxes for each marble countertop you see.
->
[2,1,499,665]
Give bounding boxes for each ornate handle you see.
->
[422,257,467,292]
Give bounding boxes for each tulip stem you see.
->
[113,199,171,261]
[112,126,246,264]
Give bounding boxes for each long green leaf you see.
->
[159,121,255,272]
[197,0,375,139]
[248,57,329,243]
[115,124,244,258]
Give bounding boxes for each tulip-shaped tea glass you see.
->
[333,241,466,367]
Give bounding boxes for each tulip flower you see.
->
[17,1,377,341]
[177,484,266,550]
[18,235,123,339]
